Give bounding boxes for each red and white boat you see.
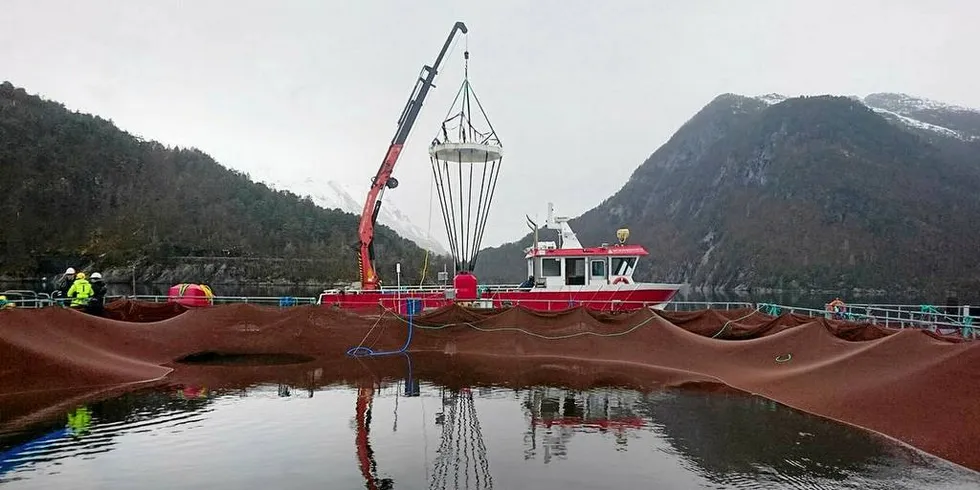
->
[315,23,683,314]
[317,203,683,314]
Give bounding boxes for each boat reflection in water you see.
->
[516,385,970,489]
[523,387,646,463]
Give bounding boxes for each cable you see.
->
[381,307,661,340]
[346,312,387,355]
[346,304,420,357]
[346,314,414,356]
[377,303,770,343]
[420,250,430,287]
[710,306,764,339]
[420,174,436,287]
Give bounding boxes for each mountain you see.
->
[862,93,980,141]
[0,81,436,284]
[264,177,449,255]
[475,92,980,296]
[757,92,980,143]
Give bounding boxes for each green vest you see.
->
[67,406,92,437]
[68,279,94,306]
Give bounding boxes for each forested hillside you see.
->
[0,81,438,284]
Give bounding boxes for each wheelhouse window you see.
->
[611,257,637,276]
[565,257,586,285]
[591,259,607,278]
[542,258,562,277]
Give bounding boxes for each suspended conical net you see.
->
[429,51,503,273]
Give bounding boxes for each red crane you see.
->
[357,22,468,290]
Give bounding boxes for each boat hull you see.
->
[317,283,682,314]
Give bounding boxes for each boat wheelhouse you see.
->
[522,203,644,289]
[524,241,645,288]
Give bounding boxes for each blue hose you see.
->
[401,351,420,397]
[346,299,420,357]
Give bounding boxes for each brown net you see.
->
[1,302,977,471]
[103,298,189,322]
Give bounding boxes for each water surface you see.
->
[1,371,976,489]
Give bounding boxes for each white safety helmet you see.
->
[65,267,76,275]
[90,272,102,279]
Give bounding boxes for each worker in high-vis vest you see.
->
[67,406,92,438]
[67,272,94,308]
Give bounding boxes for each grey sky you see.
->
[3,0,977,249]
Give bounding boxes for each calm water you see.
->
[1,369,977,489]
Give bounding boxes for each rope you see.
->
[710,305,765,339]
[420,176,436,286]
[372,303,770,345]
[346,303,420,357]
[419,251,430,288]
[383,308,660,340]
[346,311,390,356]
[761,303,782,316]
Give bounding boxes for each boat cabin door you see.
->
[564,258,586,286]
[588,258,608,285]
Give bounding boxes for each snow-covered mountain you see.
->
[264,177,449,255]
[862,92,980,141]
[755,93,789,106]
[755,92,980,141]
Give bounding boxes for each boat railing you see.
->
[660,301,755,311]
[372,283,525,293]
[758,303,976,339]
[375,284,452,293]
[0,290,55,308]
[843,303,974,328]
[102,294,321,306]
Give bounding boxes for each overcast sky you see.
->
[3,0,978,249]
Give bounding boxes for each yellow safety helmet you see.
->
[76,272,86,280]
